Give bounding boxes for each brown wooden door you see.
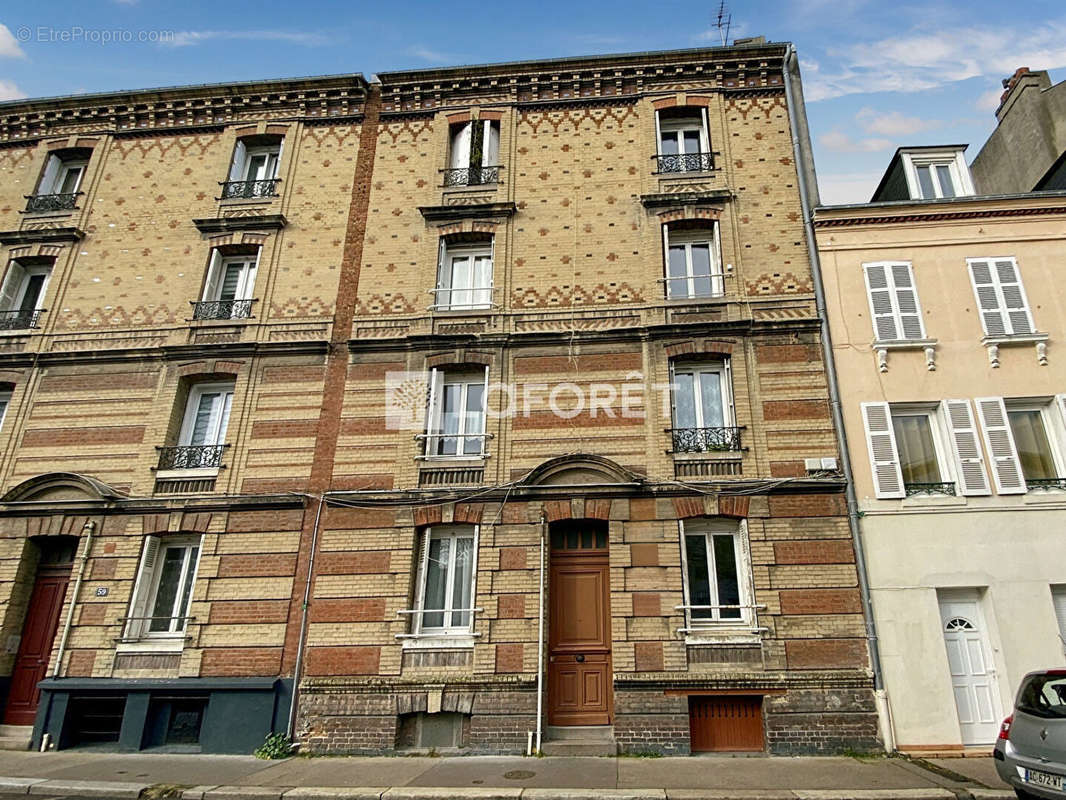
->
[689,695,764,752]
[4,568,70,725]
[548,546,612,725]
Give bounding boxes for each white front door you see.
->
[938,593,999,744]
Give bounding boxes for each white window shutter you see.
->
[129,536,161,638]
[424,367,441,443]
[202,250,223,301]
[943,399,990,496]
[891,263,924,339]
[272,140,284,179]
[699,107,710,153]
[1056,394,1066,427]
[861,402,905,499]
[228,140,247,182]
[38,155,61,194]
[864,264,899,341]
[993,259,1034,335]
[968,259,1006,336]
[654,111,664,155]
[215,391,234,444]
[413,528,431,635]
[0,263,27,312]
[975,396,1027,494]
[483,121,500,167]
[450,122,472,169]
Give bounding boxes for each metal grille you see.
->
[191,299,254,320]
[674,460,742,478]
[442,166,500,187]
[24,193,79,213]
[154,478,217,494]
[218,179,280,199]
[655,152,714,173]
[904,481,956,497]
[1027,477,1066,491]
[418,467,485,487]
[156,445,227,470]
[670,427,743,453]
[0,309,43,331]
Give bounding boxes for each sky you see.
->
[1,0,1065,204]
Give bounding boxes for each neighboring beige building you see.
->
[815,149,1066,751]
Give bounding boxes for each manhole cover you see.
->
[503,770,536,780]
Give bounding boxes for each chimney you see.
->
[995,67,1052,121]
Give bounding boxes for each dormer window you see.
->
[26,149,91,213]
[222,136,282,199]
[902,149,973,200]
[445,120,500,187]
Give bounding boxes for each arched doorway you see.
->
[547,518,612,726]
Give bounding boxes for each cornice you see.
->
[640,188,732,208]
[418,202,516,222]
[0,227,86,245]
[192,214,288,234]
[814,203,1066,228]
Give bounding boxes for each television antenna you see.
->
[713,0,733,46]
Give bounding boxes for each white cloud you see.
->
[976,87,1004,112]
[805,21,1066,102]
[855,107,942,136]
[164,30,329,48]
[817,171,883,205]
[0,79,26,101]
[819,130,893,153]
[407,46,454,64]
[0,24,27,59]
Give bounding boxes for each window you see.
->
[664,226,723,300]
[434,240,493,310]
[223,138,282,198]
[412,525,478,636]
[861,400,991,499]
[37,152,88,196]
[967,258,1035,337]
[656,108,711,173]
[196,250,258,319]
[0,261,51,330]
[680,518,753,629]
[446,120,500,186]
[0,390,9,429]
[670,361,737,452]
[900,149,973,200]
[1053,586,1066,654]
[915,162,957,199]
[863,262,925,341]
[159,383,234,471]
[1007,406,1061,483]
[126,536,201,640]
[424,369,487,458]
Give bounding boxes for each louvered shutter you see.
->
[891,263,924,339]
[975,396,1027,494]
[202,250,223,301]
[435,239,449,308]
[450,122,472,169]
[0,263,26,312]
[424,367,441,456]
[413,528,431,635]
[993,259,1034,334]
[864,264,898,341]
[128,536,161,639]
[38,155,61,194]
[969,258,1034,336]
[943,399,990,496]
[228,141,247,182]
[861,402,905,499]
[969,259,1005,336]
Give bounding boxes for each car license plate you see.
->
[1026,769,1064,791]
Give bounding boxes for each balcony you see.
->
[24,193,80,213]
[670,426,743,454]
[156,444,227,471]
[441,166,500,187]
[190,299,255,321]
[1028,477,1066,491]
[218,179,280,200]
[654,152,715,174]
[0,309,43,331]
[417,432,492,459]
[904,481,956,497]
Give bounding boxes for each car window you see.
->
[1018,675,1066,719]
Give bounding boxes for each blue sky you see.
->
[1,0,1065,204]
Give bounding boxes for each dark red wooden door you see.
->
[4,569,70,725]
[689,695,764,752]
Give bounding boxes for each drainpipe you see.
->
[781,45,893,752]
[535,511,547,755]
[53,520,95,678]
[287,492,326,741]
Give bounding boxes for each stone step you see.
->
[0,735,31,752]
[544,724,615,741]
[539,739,617,757]
[0,724,30,737]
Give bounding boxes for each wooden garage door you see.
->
[689,695,764,752]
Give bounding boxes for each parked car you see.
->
[995,669,1066,799]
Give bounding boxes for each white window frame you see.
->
[123,535,202,646]
[900,150,973,200]
[663,225,724,300]
[410,524,479,642]
[433,240,494,311]
[967,257,1036,338]
[37,154,88,196]
[0,263,51,314]
[655,109,710,157]
[678,518,757,637]
[423,367,489,460]
[228,139,283,184]
[862,401,964,499]
[0,390,10,430]
[670,360,735,445]
[448,120,501,171]
[1004,399,1066,486]
[179,382,234,448]
[892,404,954,486]
[863,261,926,342]
[203,251,259,303]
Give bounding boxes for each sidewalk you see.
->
[0,750,1013,800]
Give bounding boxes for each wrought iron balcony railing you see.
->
[1028,477,1066,491]
[670,426,743,453]
[24,192,80,213]
[441,166,500,187]
[218,179,280,200]
[417,432,492,459]
[0,309,43,331]
[654,152,715,174]
[904,481,956,497]
[190,299,255,321]
[156,444,228,470]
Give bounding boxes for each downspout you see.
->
[53,519,95,678]
[287,492,326,741]
[781,45,893,752]
[535,511,547,755]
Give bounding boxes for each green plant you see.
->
[254,732,294,760]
